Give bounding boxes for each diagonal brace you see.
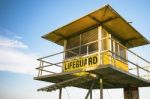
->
[85,80,96,99]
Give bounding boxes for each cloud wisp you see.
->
[0,47,38,75]
[0,34,38,75]
[0,37,28,49]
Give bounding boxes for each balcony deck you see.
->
[34,65,150,89]
[35,37,150,92]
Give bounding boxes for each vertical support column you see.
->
[63,40,67,60]
[87,45,89,68]
[124,86,139,99]
[113,40,116,67]
[98,26,102,65]
[62,40,67,72]
[79,34,81,55]
[90,89,92,99]
[100,78,103,99]
[59,88,62,99]
[108,34,112,64]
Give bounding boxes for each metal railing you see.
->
[36,37,150,81]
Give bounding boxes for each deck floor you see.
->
[34,65,150,89]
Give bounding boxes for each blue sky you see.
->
[0,0,150,99]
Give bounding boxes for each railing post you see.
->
[136,55,140,77]
[108,35,112,65]
[148,71,149,80]
[38,61,42,77]
[137,66,139,77]
[148,66,150,80]
[87,45,89,68]
[63,40,67,72]
[40,61,44,76]
[98,26,102,65]
[100,53,102,65]
[114,51,116,67]
[113,41,116,67]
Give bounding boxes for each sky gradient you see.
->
[0,0,150,99]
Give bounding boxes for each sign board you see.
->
[63,54,99,72]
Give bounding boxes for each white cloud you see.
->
[0,48,38,75]
[0,47,38,75]
[0,36,38,75]
[0,36,28,49]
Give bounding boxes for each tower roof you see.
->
[42,4,149,48]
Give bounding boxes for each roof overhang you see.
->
[42,4,149,48]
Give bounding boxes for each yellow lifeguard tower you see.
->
[34,4,150,99]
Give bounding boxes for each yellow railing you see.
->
[36,37,150,81]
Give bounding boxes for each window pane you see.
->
[119,45,126,62]
[102,28,108,38]
[101,39,108,50]
[115,42,119,59]
[88,42,98,53]
[81,45,87,55]
[66,35,80,58]
[81,28,98,55]
[81,28,98,44]
[101,28,108,51]
[67,35,80,49]
[66,48,79,58]
[65,28,98,58]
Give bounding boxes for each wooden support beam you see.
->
[85,80,95,99]
[124,86,139,99]
[90,89,92,99]
[59,88,62,99]
[100,78,103,99]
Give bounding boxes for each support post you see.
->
[59,88,62,99]
[85,80,95,99]
[90,89,92,99]
[100,78,103,99]
[124,86,139,99]
[98,26,102,65]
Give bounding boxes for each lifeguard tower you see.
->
[34,5,150,99]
